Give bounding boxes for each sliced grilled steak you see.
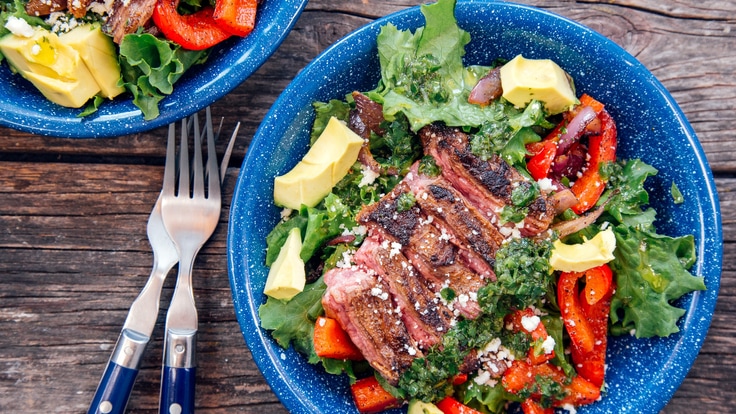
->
[105,0,157,43]
[349,92,396,175]
[404,165,504,271]
[357,177,491,318]
[25,0,67,16]
[420,123,555,236]
[323,266,421,385]
[355,233,456,350]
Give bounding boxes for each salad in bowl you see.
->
[0,0,306,136]
[227,0,721,413]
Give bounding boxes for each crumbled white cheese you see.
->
[537,177,558,192]
[358,166,380,187]
[483,338,502,354]
[541,336,556,354]
[336,250,354,269]
[521,315,541,332]
[5,16,35,37]
[474,370,491,385]
[47,13,81,34]
[389,241,402,258]
[370,286,389,301]
[279,208,293,221]
[561,403,577,414]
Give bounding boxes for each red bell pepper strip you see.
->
[558,375,601,406]
[152,0,232,51]
[557,271,595,353]
[505,308,555,365]
[521,399,554,414]
[559,264,613,388]
[579,94,605,114]
[526,140,557,181]
[502,360,567,395]
[213,0,258,37]
[350,376,402,413]
[570,108,617,214]
[313,316,364,361]
[436,396,483,414]
[583,262,613,306]
[451,373,469,385]
[572,268,614,387]
[503,360,600,408]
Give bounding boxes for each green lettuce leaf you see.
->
[311,99,351,144]
[258,278,326,363]
[375,0,503,131]
[119,33,207,120]
[609,225,704,338]
[593,158,706,338]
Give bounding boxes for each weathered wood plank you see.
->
[0,1,733,413]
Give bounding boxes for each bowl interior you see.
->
[0,0,307,137]
[227,1,722,413]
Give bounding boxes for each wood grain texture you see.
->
[0,0,733,413]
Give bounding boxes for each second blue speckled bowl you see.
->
[0,0,307,138]
[227,1,722,413]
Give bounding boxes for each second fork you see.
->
[159,108,223,414]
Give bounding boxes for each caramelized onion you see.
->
[556,105,597,156]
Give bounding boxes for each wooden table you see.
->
[1,0,733,412]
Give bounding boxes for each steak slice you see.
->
[355,233,456,350]
[105,0,157,43]
[404,164,503,271]
[358,178,491,319]
[420,123,555,236]
[322,266,421,385]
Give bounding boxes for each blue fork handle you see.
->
[159,329,197,414]
[159,366,196,414]
[88,330,148,414]
[88,362,138,414]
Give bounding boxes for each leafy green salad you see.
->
[258,0,706,412]
[1,0,253,119]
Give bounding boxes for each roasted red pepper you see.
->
[502,360,600,408]
[502,360,568,398]
[559,264,614,388]
[521,399,554,414]
[436,396,483,414]
[570,108,617,214]
[213,0,258,37]
[526,139,557,181]
[505,308,555,365]
[557,271,596,353]
[525,94,616,214]
[152,0,232,50]
[313,316,364,361]
[350,376,402,413]
[582,262,613,306]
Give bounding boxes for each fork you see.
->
[158,107,222,414]
[87,188,179,414]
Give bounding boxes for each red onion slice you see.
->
[556,105,597,156]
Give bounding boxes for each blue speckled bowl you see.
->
[0,0,307,138]
[227,1,723,413]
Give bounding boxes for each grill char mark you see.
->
[323,267,420,385]
[420,123,555,236]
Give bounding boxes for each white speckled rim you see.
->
[0,0,308,138]
[227,1,722,413]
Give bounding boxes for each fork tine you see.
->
[178,118,190,198]
[192,112,205,199]
[205,107,220,201]
[163,123,177,196]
